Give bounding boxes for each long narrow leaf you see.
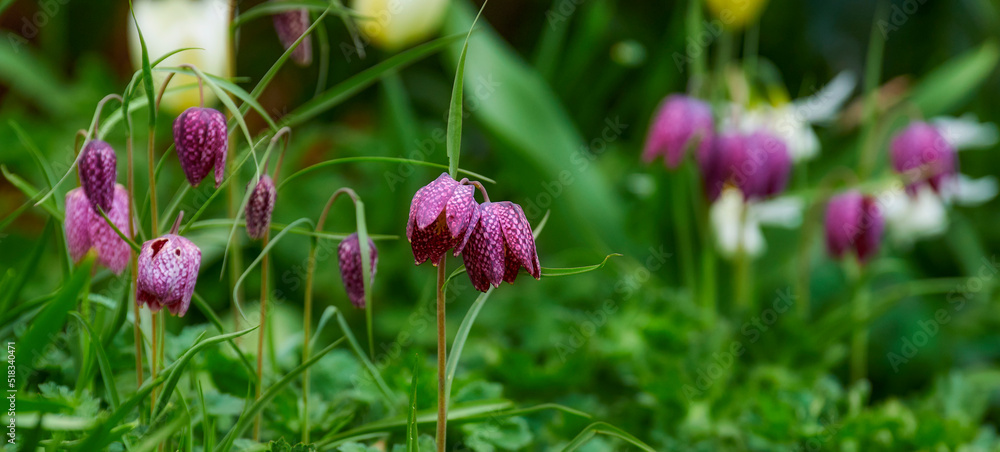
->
[445,0,489,178]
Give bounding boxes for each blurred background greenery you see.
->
[3,0,1000,450]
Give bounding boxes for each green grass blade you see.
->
[910,40,1000,116]
[96,206,141,253]
[154,326,259,417]
[231,1,360,30]
[561,421,655,452]
[354,200,376,358]
[191,291,258,381]
[3,165,62,221]
[68,313,120,410]
[333,308,396,406]
[446,0,489,178]
[277,156,495,191]
[540,254,621,277]
[231,218,313,320]
[214,338,344,452]
[0,219,53,313]
[19,254,94,389]
[407,356,419,452]
[179,143,260,235]
[10,120,57,191]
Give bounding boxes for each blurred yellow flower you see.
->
[704,0,769,29]
[352,0,449,51]
[128,0,232,114]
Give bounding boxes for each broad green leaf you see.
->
[540,254,621,277]
[910,40,999,116]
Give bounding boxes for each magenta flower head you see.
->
[245,175,276,240]
[462,201,541,292]
[136,214,201,317]
[337,232,377,308]
[406,173,479,266]
[825,191,884,263]
[78,139,117,214]
[742,131,791,199]
[890,122,956,194]
[64,184,131,274]
[643,95,714,169]
[697,132,742,201]
[272,7,312,66]
[173,107,228,188]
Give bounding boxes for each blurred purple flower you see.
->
[462,201,540,292]
[643,95,714,169]
[337,232,377,308]
[245,175,276,240]
[78,139,117,214]
[272,7,312,66]
[136,229,201,317]
[697,131,791,201]
[825,191,884,263]
[64,184,132,274]
[173,107,228,188]
[407,173,479,265]
[890,122,956,195]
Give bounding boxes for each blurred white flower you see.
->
[729,71,856,162]
[128,0,232,114]
[710,187,803,259]
[883,115,999,244]
[353,0,449,51]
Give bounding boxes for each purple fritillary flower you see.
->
[825,191,884,263]
[643,95,715,169]
[245,175,276,240]
[462,201,541,293]
[64,185,132,274]
[173,107,228,188]
[136,232,201,317]
[78,139,117,214]
[697,132,742,201]
[746,131,791,199]
[272,7,312,66]
[337,232,377,309]
[890,122,956,195]
[406,173,479,266]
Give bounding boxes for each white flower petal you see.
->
[883,185,948,245]
[952,175,998,206]
[752,196,804,227]
[930,114,999,151]
[710,188,765,259]
[791,71,857,123]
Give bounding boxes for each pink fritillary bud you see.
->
[406,173,479,265]
[64,185,132,274]
[890,122,956,195]
[173,107,228,188]
[746,131,791,199]
[697,132,741,201]
[337,233,377,308]
[462,202,540,293]
[245,175,276,240]
[137,232,201,317]
[643,95,714,169]
[78,139,117,214]
[825,191,884,263]
[272,7,312,66]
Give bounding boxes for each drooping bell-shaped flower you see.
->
[407,173,479,266]
[643,95,714,169]
[173,107,228,188]
[697,132,742,201]
[890,122,956,194]
[64,185,132,274]
[697,131,791,201]
[337,233,377,308]
[744,131,791,199]
[245,175,276,240]
[272,7,312,66]
[462,201,541,293]
[825,191,884,263]
[78,140,117,214]
[136,215,201,317]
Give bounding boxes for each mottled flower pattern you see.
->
[136,232,201,317]
[64,185,131,274]
[825,191,884,263]
[643,95,715,169]
[337,233,377,308]
[245,175,276,240]
[173,107,228,188]
[407,173,479,265]
[890,122,956,195]
[272,7,312,66]
[462,202,540,292]
[79,139,117,214]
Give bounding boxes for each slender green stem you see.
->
[858,0,889,179]
[734,200,751,311]
[254,232,270,441]
[849,260,869,382]
[436,258,448,452]
[126,132,145,409]
[686,0,706,94]
[302,241,317,444]
[671,170,697,302]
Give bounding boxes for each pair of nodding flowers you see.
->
[406,173,541,292]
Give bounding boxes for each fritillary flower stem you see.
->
[462,179,491,203]
[126,128,145,409]
[92,94,124,137]
[848,258,869,383]
[734,200,751,311]
[177,63,206,108]
[302,187,359,443]
[436,257,448,452]
[671,171,697,307]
